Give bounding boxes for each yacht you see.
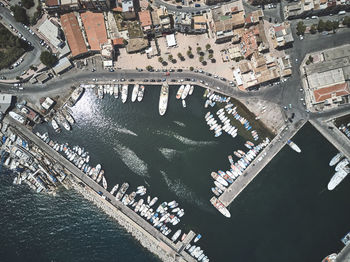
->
[159,83,169,116]
[131,84,139,102]
[329,153,343,166]
[121,85,128,103]
[137,85,145,102]
[327,169,348,190]
[176,85,184,99]
[113,84,119,98]
[210,196,231,218]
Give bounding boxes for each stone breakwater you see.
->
[68,175,182,262]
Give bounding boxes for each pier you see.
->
[5,117,197,262]
[219,118,307,207]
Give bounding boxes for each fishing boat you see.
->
[176,85,185,99]
[131,84,139,102]
[182,99,186,108]
[121,85,128,103]
[329,153,344,166]
[181,84,190,100]
[211,172,228,187]
[137,85,145,102]
[113,85,119,98]
[210,196,231,218]
[116,182,129,200]
[159,83,169,116]
[287,140,301,153]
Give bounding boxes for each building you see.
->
[43,0,111,13]
[245,10,263,27]
[121,0,136,20]
[240,24,269,59]
[61,13,88,58]
[205,0,227,5]
[80,11,108,52]
[0,94,13,114]
[210,1,245,43]
[151,6,172,36]
[166,34,177,48]
[193,15,207,34]
[126,38,149,53]
[52,57,73,75]
[36,72,51,83]
[174,13,192,33]
[271,22,294,49]
[41,97,55,111]
[138,10,153,33]
[303,45,350,109]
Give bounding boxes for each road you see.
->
[0,5,43,79]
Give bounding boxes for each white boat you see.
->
[149,197,158,207]
[51,118,61,133]
[182,99,186,108]
[171,229,181,242]
[329,153,343,166]
[328,169,348,190]
[113,85,119,98]
[63,110,75,125]
[211,172,228,187]
[335,158,349,172]
[110,184,119,195]
[210,196,231,218]
[9,111,26,124]
[159,83,169,116]
[137,85,145,102]
[194,234,201,243]
[189,85,194,96]
[181,84,190,100]
[176,85,184,99]
[102,176,107,189]
[121,85,128,103]
[131,84,139,102]
[287,140,301,153]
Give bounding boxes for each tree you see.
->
[208,53,214,59]
[331,21,339,31]
[196,47,202,54]
[308,55,314,63]
[158,57,163,63]
[325,20,333,31]
[177,52,183,59]
[208,49,214,54]
[199,56,204,62]
[202,61,207,66]
[12,5,29,25]
[146,65,153,71]
[211,58,216,63]
[22,0,34,9]
[310,24,317,34]
[40,51,57,68]
[343,16,350,27]
[168,54,173,61]
[296,21,306,35]
[189,66,194,71]
[187,50,192,57]
[205,44,211,50]
[317,19,326,32]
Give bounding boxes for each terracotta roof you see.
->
[60,13,88,57]
[313,83,350,103]
[113,7,123,12]
[138,10,152,28]
[45,0,59,6]
[113,38,124,46]
[81,11,108,51]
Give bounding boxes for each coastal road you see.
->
[0,5,43,79]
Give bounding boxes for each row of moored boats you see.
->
[328,152,349,190]
[176,84,195,108]
[96,84,145,104]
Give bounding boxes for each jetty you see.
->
[219,118,307,207]
[4,117,197,262]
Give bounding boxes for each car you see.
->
[176,5,182,9]
[19,58,23,63]
[199,80,204,83]
[137,68,143,72]
[156,69,161,72]
[120,78,125,82]
[300,98,304,101]
[129,79,135,82]
[156,79,161,82]
[144,79,149,82]
[311,16,318,19]
[220,77,227,81]
[150,79,155,82]
[299,35,304,40]
[177,69,183,72]
[109,68,114,72]
[191,79,196,82]
[170,79,177,82]
[214,75,218,78]
[205,82,209,86]
[162,78,166,82]
[169,69,175,72]
[162,69,167,72]
[10,12,14,16]
[199,70,204,73]
[194,69,198,73]
[180,79,184,82]
[9,66,14,70]
[0,2,4,6]
[229,81,234,84]
[216,87,220,90]
[91,68,96,72]
[185,78,191,81]
[0,76,6,80]
[206,72,212,76]
[92,78,97,81]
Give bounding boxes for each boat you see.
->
[159,83,169,116]
[98,85,104,99]
[210,196,231,218]
[110,184,119,195]
[335,158,349,172]
[341,231,350,245]
[149,197,158,207]
[287,140,301,153]
[211,187,220,196]
[131,84,139,102]
[176,85,184,99]
[121,85,128,103]
[214,180,226,192]
[182,99,186,108]
[329,153,343,166]
[327,169,348,190]
[189,85,194,96]
[113,85,119,98]
[181,233,187,241]
[194,234,201,243]
[102,176,107,189]
[171,229,182,242]
[228,155,234,164]
[181,84,190,100]
[51,118,61,133]
[137,85,145,102]
[322,253,338,262]
[211,172,228,187]
[116,182,129,200]
[96,170,104,184]
[63,110,75,125]
[9,111,26,124]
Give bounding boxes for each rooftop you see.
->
[0,94,12,114]
[313,82,350,103]
[60,13,88,57]
[38,19,61,48]
[138,10,152,28]
[81,11,108,51]
[307,68,345,89]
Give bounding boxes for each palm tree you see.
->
[158,57,163,63]
[177,52,183,59]
[196,47,202,54]
[205,44,211,50]
[199,56,204,62]
[168,54,173,61]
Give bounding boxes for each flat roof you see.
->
[313,82,350,103]
[307,68,345,89]
[166,34,176,47]
[53,57,72,74]
[61,13,88,57]
[81,11,108,51]
[323,45,350,61]
[0,94,12,113]
[38,19,61,48]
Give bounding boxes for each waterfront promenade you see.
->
[5,117,197,262]
[219,118,307,207]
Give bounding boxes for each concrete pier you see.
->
[5,117,197,262]
[219,119,307,207]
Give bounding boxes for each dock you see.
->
[219,118,307,207]
[5,117,198,262]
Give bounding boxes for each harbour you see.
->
[1,82,350,261]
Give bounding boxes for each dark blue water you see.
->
[1,86,349,262]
